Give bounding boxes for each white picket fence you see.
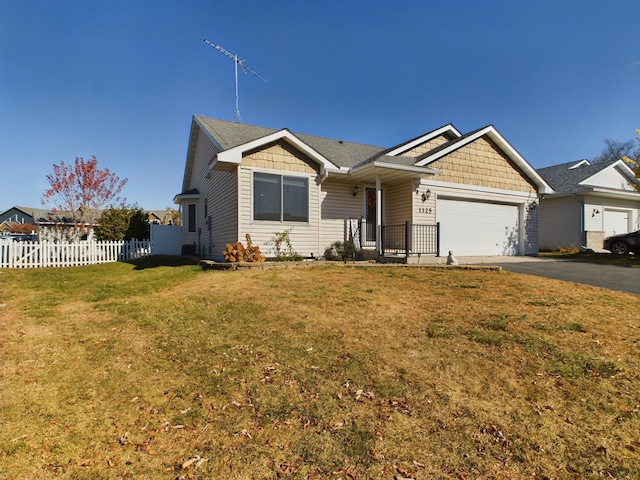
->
[0,239,151,268]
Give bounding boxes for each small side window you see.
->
[188,204,197,233]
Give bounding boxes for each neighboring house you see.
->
[537,159,640,251]
[0,206,35,225]
[148,208,180,225]
[1,206,174,242]
[0,206,37,238]
[174,115,552,261]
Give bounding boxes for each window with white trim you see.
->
[253,172,309,222]
[187,203,197,232]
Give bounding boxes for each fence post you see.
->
[436,222,441,257]
[405,221,410,260]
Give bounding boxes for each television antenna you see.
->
[203,39,268,123]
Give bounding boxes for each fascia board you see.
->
[541,186,640,200]
[352,161,440,176]
[416,126,554,195]
[589,187,640,199]
[216,129,343,171]
[614,160,640,184]
[420,178,542,200]
[173,192,201,203]
[386,124,462,157]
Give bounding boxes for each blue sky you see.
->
[1,0,639,212]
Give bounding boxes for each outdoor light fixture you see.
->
[592,208,600,217]
[529,202,537,211]
[421,189,431,202]
[352,185,359,197]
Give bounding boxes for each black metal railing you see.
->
[381,222,439,257]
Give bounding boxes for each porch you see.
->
[353,220,441,264]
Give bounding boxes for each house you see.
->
[174,115,552,262]
[147,208,180,225]
[537,159,640,251]
[0,206,37,238]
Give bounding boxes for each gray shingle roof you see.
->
[194,115,387,168]
[537,159,616,193]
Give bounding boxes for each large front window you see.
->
[254,172,309,222]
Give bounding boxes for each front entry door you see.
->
[364,187,378,245]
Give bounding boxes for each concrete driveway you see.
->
[461,256,640,295]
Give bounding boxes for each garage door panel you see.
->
[604,210,629,237]
[438,199,519,256]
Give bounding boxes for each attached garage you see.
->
[437,198,521,256]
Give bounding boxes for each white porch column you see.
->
[376,175,382,255]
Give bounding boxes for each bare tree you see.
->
[591,138,639,164]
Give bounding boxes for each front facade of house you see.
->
[537,159,640,251]
[174,116,551,261]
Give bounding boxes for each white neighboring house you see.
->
[537,159,640,251]
[174,115,552,261]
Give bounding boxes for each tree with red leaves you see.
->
[42,156,128,223]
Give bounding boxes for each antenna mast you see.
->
[203,39,268,123]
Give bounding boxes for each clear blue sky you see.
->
[1,0,639,212]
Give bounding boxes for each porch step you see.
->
[378,254,443,265]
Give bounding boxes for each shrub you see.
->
[324,240,359,261]
[269,229,303,261]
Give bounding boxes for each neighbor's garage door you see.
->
[438,199,520,256]
[603,209,629,237]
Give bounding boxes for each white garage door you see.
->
[604,209,629,237]
[438,199,520,256]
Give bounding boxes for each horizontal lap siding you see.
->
[583,195,640,233]
[538,196,582,250]
[320,181,363,250]
[386,182,412,225]
[180,127,221,251]
[239,142,322,257]
[207,169,238,260]
[587,167,637,191]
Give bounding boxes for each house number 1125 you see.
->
[419,207,433,214]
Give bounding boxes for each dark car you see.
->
[603,230,640,255]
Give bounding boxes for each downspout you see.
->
[572,193,585,246]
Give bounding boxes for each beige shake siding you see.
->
[401,134,451,158]
[427,137,537,193]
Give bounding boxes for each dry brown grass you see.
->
[1,261,639,479]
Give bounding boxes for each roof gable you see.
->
[191,116,385,173]
[537,159,639,194]
[385,124,462,157]
[415,125,552,194]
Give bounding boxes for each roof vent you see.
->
[569,159,591,169]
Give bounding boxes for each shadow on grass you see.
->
[539,252,640,268]
[125,255,201,270]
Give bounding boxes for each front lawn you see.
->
[1,262,638,479]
